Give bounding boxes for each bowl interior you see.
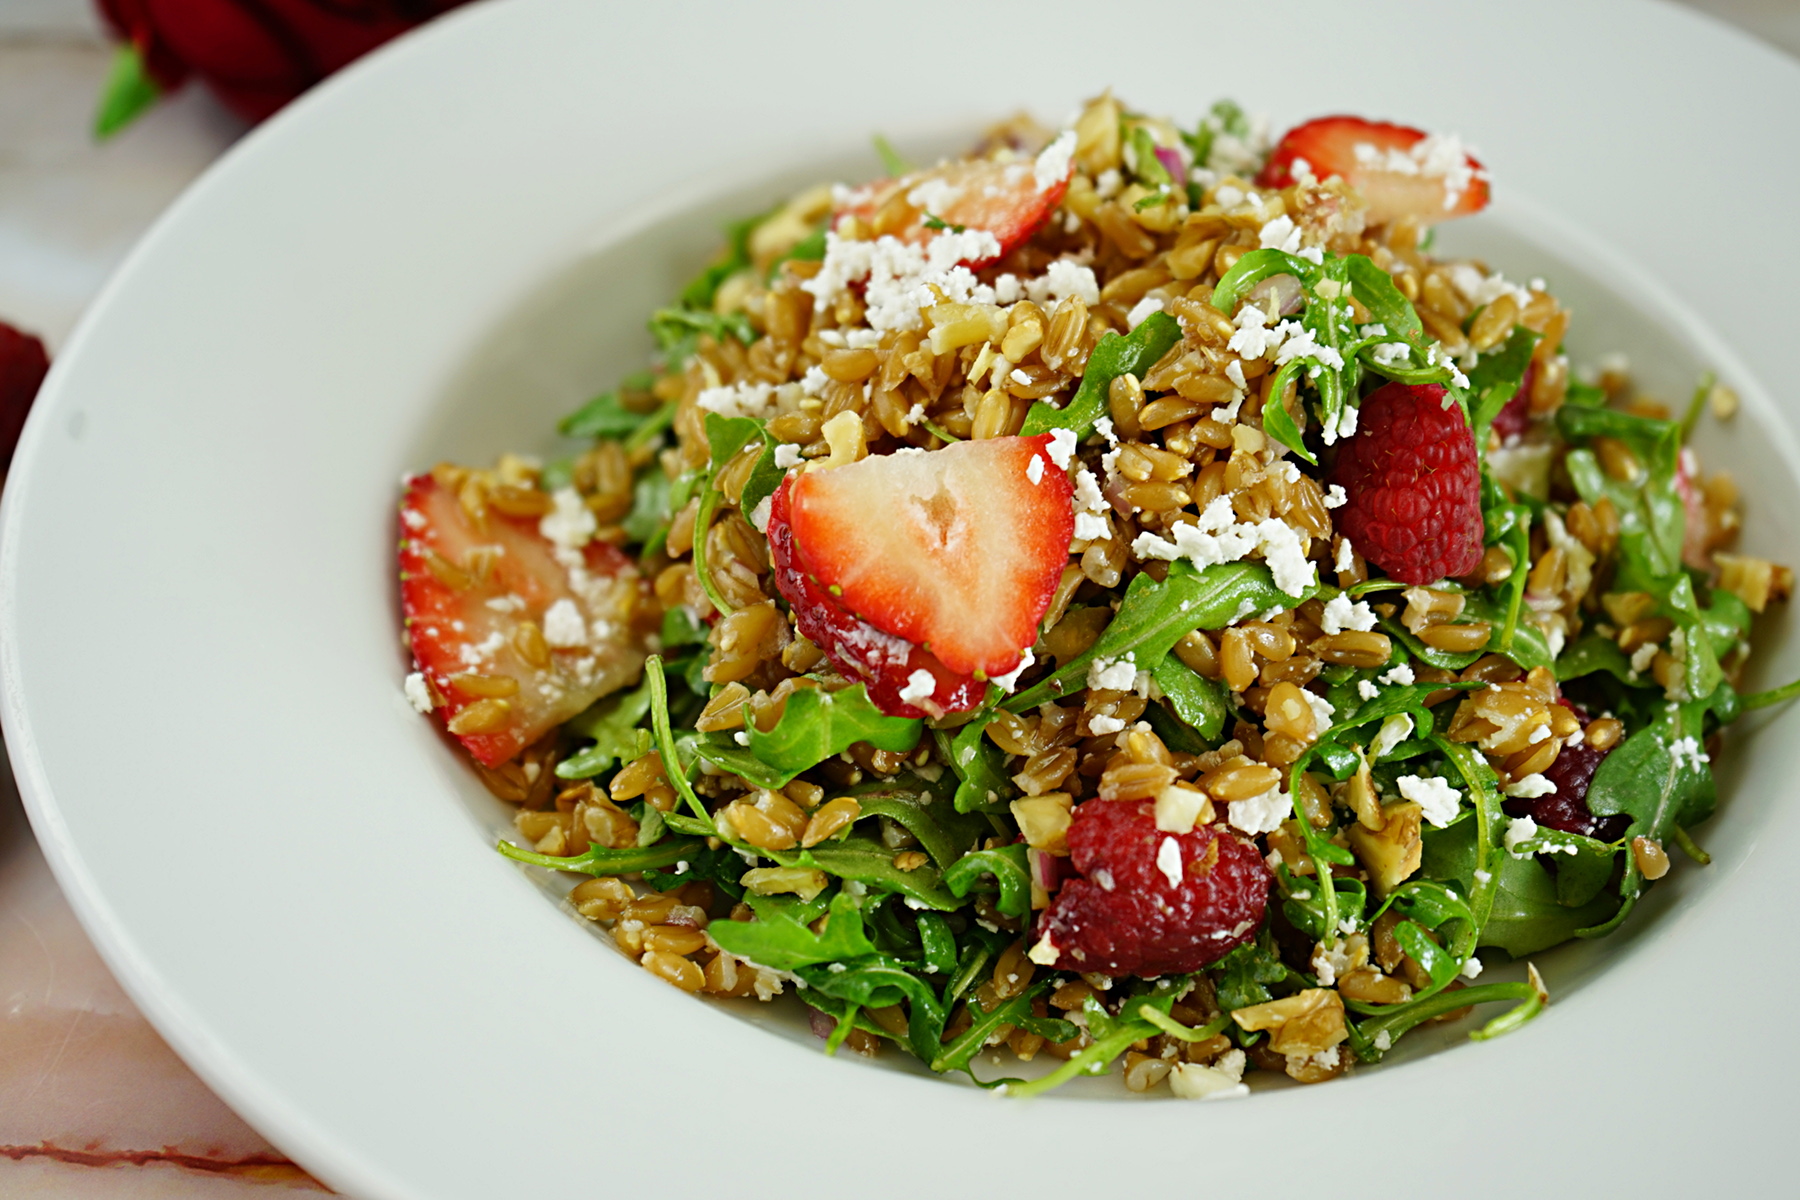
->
[400,132,1800,1089]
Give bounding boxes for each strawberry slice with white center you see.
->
[400,473,645,767]
[1257,115,1489,226]
[834,134,1075,267]
[774,435,1073,712]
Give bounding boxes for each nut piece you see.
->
[1345,801,1424,897]
[1231,988,1348,1057]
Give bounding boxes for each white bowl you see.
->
[6,1,1800,1195]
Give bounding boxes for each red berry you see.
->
[1038,801,1270,977]
[1330,381,1484,585]
[1257,115,1489,227]
[768,435,1072,719]
[832,154,1072,267]
[0,321,50,472]
[1503,701,1628,841]
[765,478,987,719]
[400,474,646,766]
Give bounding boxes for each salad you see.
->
[396,94,1797,1097]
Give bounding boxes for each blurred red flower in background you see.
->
[94,0,468,133]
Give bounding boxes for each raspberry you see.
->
[1039,800,1270,977]
[0,321,50,472]
[1503,702,1628,841]
[1330,381,1484,585]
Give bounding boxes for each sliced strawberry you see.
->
[767,481,987,720]
[400,474,645,767]
[834,148,1073,267]
[1258,115,1489,226]
[782,435,1073,684]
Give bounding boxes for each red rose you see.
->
[96,0,467,129]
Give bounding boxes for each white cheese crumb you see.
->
[403,672,434,713]
[1046,427,1078,470]
[1324,484,1348,510]
[774,443,803,469]
[1370,713,1414,761]
[1026,454,1045,485]
[539,487,597,550]
[1087,653,1138,691]
[1033,130,1077,191]
[1169,1059,1248,1101]
[1357,680,1380,702]
[1155,837,1184,889]
[1461,955,1485,980]
[542,598,588,648]
[1089,714,1127,736]
[1126,296,1165,330]
[991,647,1034,693]
[1504,773,1556,798]
[1398,774,1462,828]
[1379,663,1415,686]
[1228,785,1291,836]
[749,495,773,533]
[1671,735,1711,771]
[1373,1030,1393,1052]
[1303,690,1336,734]
[1320,594,1377,635]
[696,380,778,420]
[1503,815,1540,857]
[898,669,936,705]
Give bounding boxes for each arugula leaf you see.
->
[1005,560,1309,711]
[795,954,948,1064]
[743,683,923,778]
[1019,311,1183,440]
[620,469,672,546]
[872,133,911,177]
[767,834,961,910]
[738,441,786,523]
[942,844,1032,918]
[1005,978,1194,1097]
[935,716,1014,814]
[933,980,1060,1073]
[1468,326,1541,445]
[558,372,660,440]
[1419,816,1621,955]
[679,207,767,311]
[684,730,795,789]
[1209,248,1323,316]
[1210,932,1292,1012]
[1344,253,1425,345]
[496,836,703,877]
[844,780,985,870]
[1556,632,1636,685]
[1150,654,1227,741]
[555,675,654,779]
[707,890,875,971]
[915,911,959,976]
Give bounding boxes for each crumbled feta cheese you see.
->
[991,647,1034,693]
[1504,773,1556,798]
[774,443,803,469]
[1155,837,1184,889]
[1370,713,1414,761]
[403,672,434,713]
[1353,131,1482,210]
[1046,427,1078,470]
[1258,214,1303,254]
[1023,258,1101,309]
[1630,641,1660,674]
[1228,785,1291,836]
[803,228,1003,331]
[1320,594,1377,635]
[1671,735,1711,771]
[1225,359,1248,390]
[749,495,773,533]
[696,380,778,420]
[1398,774,1462,828]
[1370,341,1413,367]
[1087,653,1138,692]
[1126,296,1164,329]
[1357,680,1380,702]
[542,598,588,648]
[1379,663,1415,686]
[1303,690,1336,734]
[1033,130,1077,190]
[1461,954,1485,980]
[539,486,597,550]
[898,669,936,705]
[1503,815,1540,857]
[1324,484,1348,510]
[1089,714,1126,736]
[1374,1030,1393,1053]
[1074,512,1109,541]
[1094,167,1122,199]
[1026,454,1045,485]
